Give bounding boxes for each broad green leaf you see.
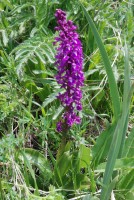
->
[56,141,72,161]
[54,147,72,187]
[91,123,116,168]
[24,148,52,181]
[56,151,72,178]
[96,157,134,172]
[79,144,91,168]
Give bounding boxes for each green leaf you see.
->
[40,44,55,63]
[20,150,39,195]
[91,123,116,168]
[24,148,52,182]
[80,2,120,120]
[11,36,55,78]
[126,191,134,200]
[56,151,72,178]
[52,105,64,120]
[54,147,72,187]
[117,169,134,191]
[42,92,58,107]
[79,144,91,168]
[1,30,8,46]
[96,157,134,172]
[118,42,131,157]
[104,176,118,200]
[35,50,46,64]
[99,43,133,199]
[0,0,13,10]
[100,83,134,199]
[123,128,134,157]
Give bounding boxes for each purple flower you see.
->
[54,9,84,132]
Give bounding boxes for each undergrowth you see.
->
[0,0,134,199]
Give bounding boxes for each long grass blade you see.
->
[80,2,120,120]
[0,178,4,200]
[100,44,133,199]
[118,42,131,157]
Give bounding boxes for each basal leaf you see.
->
[123,128,134,158]
[91,123,116,168]
[79,144,91,168]
[96,157,134,172]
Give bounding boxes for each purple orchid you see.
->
[54,9,84,132]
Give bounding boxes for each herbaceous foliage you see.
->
[0,0,134,200]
